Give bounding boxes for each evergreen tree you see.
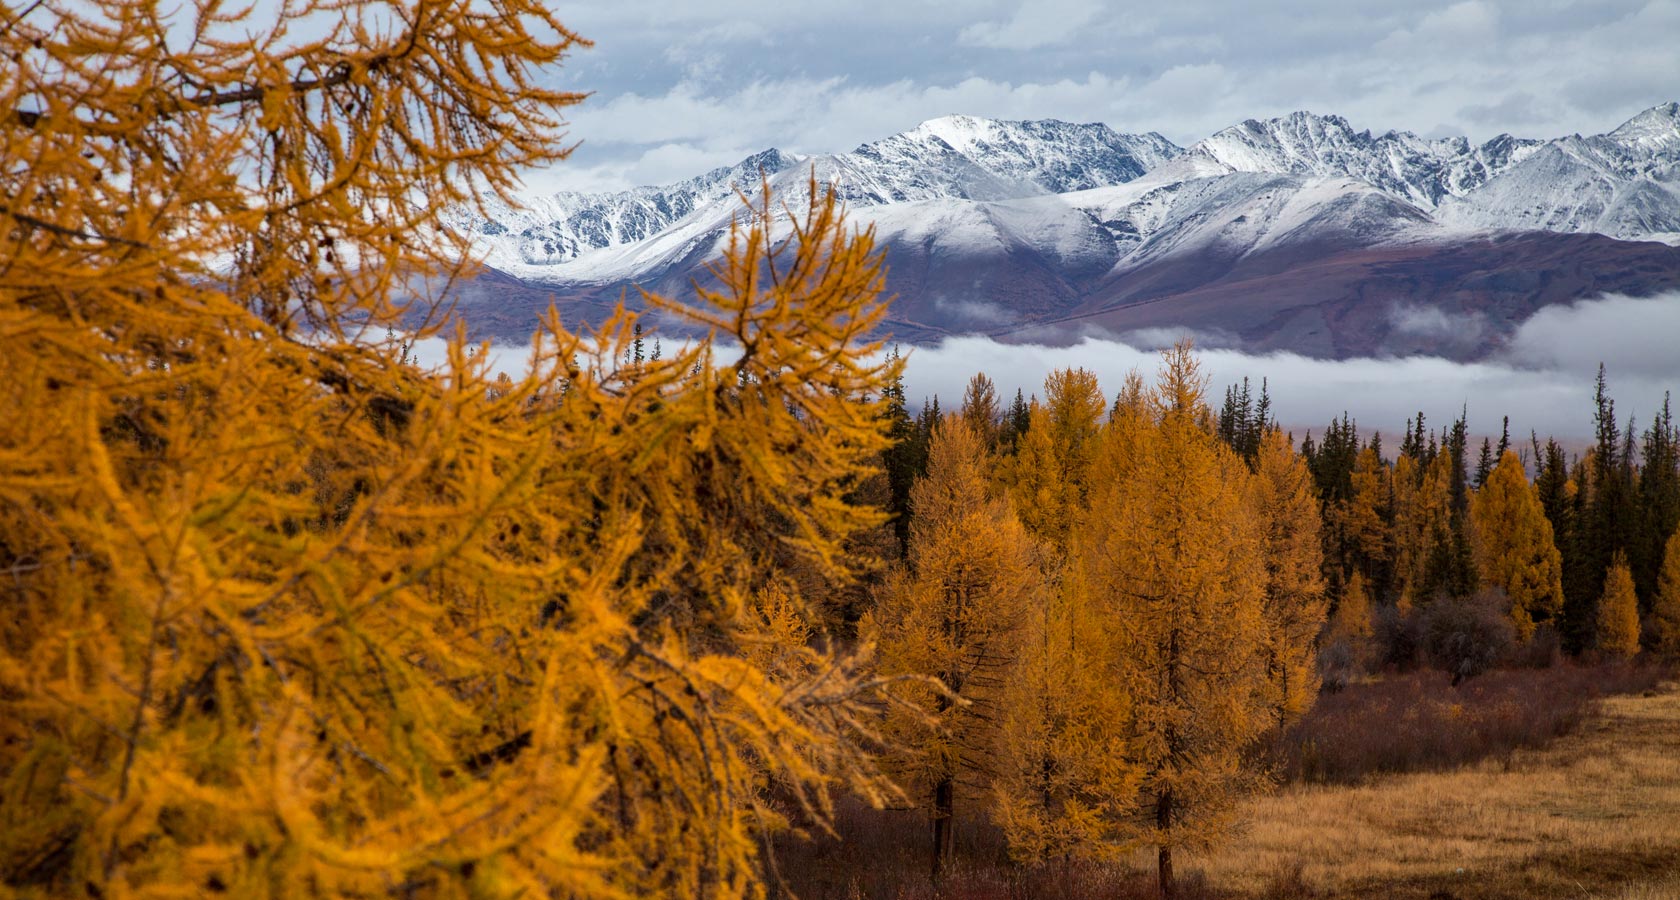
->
[1635,394,1680,605]
[960,371,1002,452]
[1474,436,1495,488]
[1001,387,1033,451]
[880,347,921,555]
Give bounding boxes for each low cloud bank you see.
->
[404,293,1680,443]
[900,294,1680,442]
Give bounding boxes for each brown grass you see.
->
[1266,662,1669,783]
[1198,680,1680,898]
[773,667,1680,899]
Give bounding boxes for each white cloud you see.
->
[430,294,1680,443]
[892,293,1680,441]
[958,0,1103,50]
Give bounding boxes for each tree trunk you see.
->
[931,776,955,884]
[1156,789,1175,899]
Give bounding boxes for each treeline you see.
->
[860,357,1680,893]
[1284,368,1680,668]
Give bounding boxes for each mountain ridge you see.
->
[441,103,1680,359]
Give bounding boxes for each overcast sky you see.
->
[529,0,1680,193]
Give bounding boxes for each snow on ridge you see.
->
[460,103,1680,285]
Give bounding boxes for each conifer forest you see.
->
[3,1,1678,898]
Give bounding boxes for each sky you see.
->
[531,0,1680,193]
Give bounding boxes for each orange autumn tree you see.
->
[1250,428,1328,726]
[1079,344,1277,898]
[870,417,1039,880]
[0,0,905,895]
[1470,450,1565,640]
[1596,553,1641,659]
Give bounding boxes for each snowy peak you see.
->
[895,115,1181,192]
[455,102,1680,279]
[836,115,1181,201]
[1608,102,1680,153]
[1187,110,1539,208]
[457,115,1182,267]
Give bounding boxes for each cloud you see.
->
[425,293,1680,444]
[894,293,1680,441]
[958,0,1103,50]
[524,0,1677,193]
[1500,293,1680,381]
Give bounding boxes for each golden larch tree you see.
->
[869,417,1039,880]
[1596,553,1641,660]
[1003,403,1070,547]
[989,557,1140,865]
[0,0,908,887]
[1652,526,1680,657]
[1470,450,1565,640]
[1334,446,1393,587]
[1079,343,1271,898]
[1330,570,1376,644]
[989,401,1151,866]
[1043,367,1107,510]
[1391,451,1452,609]
[1251,428,1328,726]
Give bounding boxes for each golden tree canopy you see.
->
[1,0,909,893]
[1471,450,1565,640]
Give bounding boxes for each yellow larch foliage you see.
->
[990,426,1140,865]
[990,570,1139,865]
[1392,451,1452,608]
[1251,428,1328,726]
[1470,450,1565,641]
[1078,342,1271,898]
[870,417,1040,876]
[1331,570,1376,643]
[1596,554,1641,660]
[0,0,907,888]
[1332,446,1393,581]
[1003,403,1070,547]
[1652,526,1680,657]
[1043,367,1107,508]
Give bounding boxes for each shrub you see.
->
[1422,592,1517,685]
[1267,662,1668,783]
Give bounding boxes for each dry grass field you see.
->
[1199,680,1680,898]
[775,668,1680,899]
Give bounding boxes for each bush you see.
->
[1374,602,1423,670]
[1422,592,1516,685]
[1318,638,1359,694]
[1267,662,1669,783]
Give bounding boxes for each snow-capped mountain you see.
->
[1181,111,1542,209]
[1437,102,1680,241]
[448,116,1180,270]
[444,103,1680,359]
